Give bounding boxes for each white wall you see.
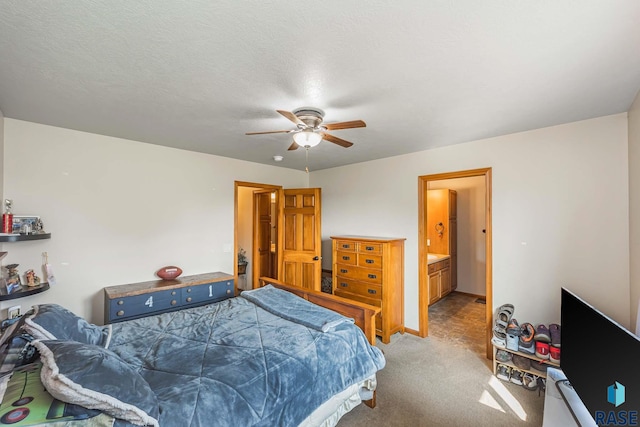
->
[311,114,630,330]
[430,177,486,296]
[2,119,307,324]
[629,90,640,332]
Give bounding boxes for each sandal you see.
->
[496,304,515,323]
[492,319,508,348]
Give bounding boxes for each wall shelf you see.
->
[0,233,51,243]
[0,282,50,301]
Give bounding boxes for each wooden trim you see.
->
[417,167,493,360]
[404,327,420,337]
[259,277,380,346]
[452,290,486,300]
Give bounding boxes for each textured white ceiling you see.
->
[1,1,639,171]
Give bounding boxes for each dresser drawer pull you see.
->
[368,289,377,294]
[340,269,348,274]
[342,256,350,260]
[171,300,177,306]
[186,297,192,303]
[365,259,374,264]
[365,246,374,251]
[117,300,124,305]
[340,282,348,287]
[116,310,125,316]
[368,274,377,279]
[342,244,350,249]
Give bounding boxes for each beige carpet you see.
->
[338,333,545,427]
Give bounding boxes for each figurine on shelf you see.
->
[4,263,21,293]
[33,218,44,234]
[25,269,40,287]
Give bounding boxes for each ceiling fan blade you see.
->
[322,133,354,148]
[277,110,306,127]
[323,120,366,131]
[287,141,300,151]
[245,130,291,135]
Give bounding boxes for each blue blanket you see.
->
[241,285,355,332]
[109,292,385,426]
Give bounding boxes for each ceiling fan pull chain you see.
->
[305,148,310,173]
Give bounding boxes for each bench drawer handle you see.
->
[117,310,125,316]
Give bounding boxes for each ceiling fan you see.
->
[245,107,366,150]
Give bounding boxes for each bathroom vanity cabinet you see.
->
[428,256,451,305]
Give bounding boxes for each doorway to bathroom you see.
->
[418,168,493,359]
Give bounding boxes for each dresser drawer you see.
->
[335,240,356,252]
[109,289,179,321]
[357,242,382,255]
[182,280,233,305]
[334,265,383,284]
[357,254,382,269]
[336,251,357,265]
[334,277,382,300]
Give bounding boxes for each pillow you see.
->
[32,340,159,427]
[23,304,112,348]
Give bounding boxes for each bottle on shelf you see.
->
[2,199,13,234]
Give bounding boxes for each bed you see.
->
[0,278,385,427]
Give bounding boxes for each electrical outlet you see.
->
[7,305,21,319]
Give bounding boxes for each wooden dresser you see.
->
[331,236,405,343]
[104,272,234,324]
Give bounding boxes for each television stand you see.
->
[543,367,596,427]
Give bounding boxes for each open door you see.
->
[252,190,276,288]
[279,188,322,291]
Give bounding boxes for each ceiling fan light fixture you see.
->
[292,130,322,148]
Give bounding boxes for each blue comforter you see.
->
[108,286,385,426]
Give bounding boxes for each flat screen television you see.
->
[561,288,640,423]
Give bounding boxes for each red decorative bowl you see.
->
[156,266,183,280]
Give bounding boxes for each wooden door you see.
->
[279,188,322,291]
[252,190,274,288]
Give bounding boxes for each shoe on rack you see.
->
[531,360,548,373]
[522,373,539,391]
[535,341,550,360]
[507,318,521,335]
[496,304,515,323]
[496,364,511,381]
[549,323,561,347]
[512,354,531,371]
[510,369,524,386]
[518,323,535,354]
[534,324,551,343]
[495,349,512,363]
[506,332,520,352]
[549,346,561,364]
[492,319,508,349]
